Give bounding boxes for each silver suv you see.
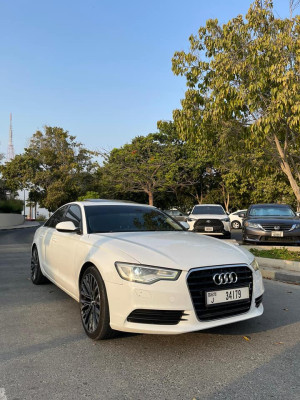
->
[188,204,231,238]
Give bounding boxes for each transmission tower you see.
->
[6,113,15,162]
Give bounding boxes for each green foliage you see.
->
[0,127,98,211]
[172,0,300,205]
[250,247,300,261]
[0,199,24,214]
[77,191,100,201]
[99,122,207,206]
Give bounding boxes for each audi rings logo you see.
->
[213,272,238,285]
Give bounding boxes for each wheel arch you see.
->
[79,261,97,289]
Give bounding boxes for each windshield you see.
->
[191,205,226,215]
[85,205,184,233]
[249,205,295,217]
[166,210,181,216]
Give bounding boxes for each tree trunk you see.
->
[220,183,230,212]
[148,191,154,206]
[274,134,300,203]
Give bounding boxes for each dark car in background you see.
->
[243,204,300,244]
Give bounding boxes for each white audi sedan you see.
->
[31,200,264,340]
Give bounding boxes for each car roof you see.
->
[70,199,154,207]
[193,204,224,207]
[249,203,291,207]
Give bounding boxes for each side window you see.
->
[64,205,82,229]
[44,206,68,228]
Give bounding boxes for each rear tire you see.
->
[79,266,116,340]
[231,220,241,229]
[31,246,48,284]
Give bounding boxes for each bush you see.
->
[0,199,24,214]
[36,215,47,222]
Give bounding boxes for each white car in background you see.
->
[229,209,247,229]
[188,204,231,238]
[31,200,264,340]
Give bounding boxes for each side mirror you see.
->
[56,221,78,233]
[296,212,300,217]
[179,221,190,230]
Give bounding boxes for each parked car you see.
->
[243,203,300,244]
[164,208,188,222]
[188,204,231,238]
[229,209,247,229]
[31,200,263,340]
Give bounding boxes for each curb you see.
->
[239,244,300,284]
[256,256,300,273]
[0,223,40,231]
[257,257,300,284]
[260,267,300,284]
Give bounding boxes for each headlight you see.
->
[115,262,181,284]
[244,221,262,229]
[291,224,300,230]
[251,258,260,271]
[221,218,230,222]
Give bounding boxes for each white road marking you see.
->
[0,388,7,400]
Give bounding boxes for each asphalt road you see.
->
[0,228,299,400]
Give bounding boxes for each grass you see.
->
[250,247,300,262]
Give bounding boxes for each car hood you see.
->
[189,214,227,220]
[89,231,252,271]
[246,217,300,224]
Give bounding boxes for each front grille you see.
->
[187,265,253,321]
[255,295,263,308]
[194,219,224,232]
[261,223,293,231]
[127,309,184,325]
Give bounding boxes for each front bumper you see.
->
[106,266,264,335]
[188,220,231,234]
[244,227,300,243]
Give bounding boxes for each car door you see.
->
[45,204,83,296]
[41,205,68,278]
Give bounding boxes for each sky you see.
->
[0,0,291,157]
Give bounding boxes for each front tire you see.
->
[79,266,116,340]
[31,246,48,284]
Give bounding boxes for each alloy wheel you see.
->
[31,248,39,281]
[232,221,241,229]
[80,273,101,333]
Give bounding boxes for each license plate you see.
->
[206,287,249,305]
[205,227,214,232]
[271,231,283,237]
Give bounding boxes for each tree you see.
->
[102,134,173,206]
[101,123,204,206]
[172,0,300,206]
[0,127,98,211]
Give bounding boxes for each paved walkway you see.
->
[0,221,40,230]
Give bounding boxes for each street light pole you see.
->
[23,189,26,218]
